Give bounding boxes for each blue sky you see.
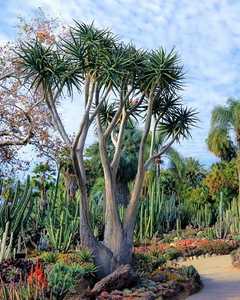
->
[2,0,240,166]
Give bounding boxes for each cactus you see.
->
[227,197,240,235]
[0,177,33,257]
[0,222,13,262]
[215,192,231,239]
[45,189,79,251]
[0,176,33,240]
[135,177,184,241]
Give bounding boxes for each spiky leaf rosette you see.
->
[17,40,82,96]
[158,106,198,141]
[140,48,184,95]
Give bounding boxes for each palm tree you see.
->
[207,98,240,195]
[207,128,236,161]
[168,149,205,200]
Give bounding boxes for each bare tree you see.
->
[0,12,61,175]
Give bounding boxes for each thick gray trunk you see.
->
[103,181,123,248]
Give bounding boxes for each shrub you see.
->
[163,247,181,260]
[133,253,166,274]
[47,263,76,299]
[77,248,94,263]
[56,250,94,266]
[197,240,232,255]
[0,258,33,284]
[40,252,58,264]
[48,261,97,299]
[231,248,240,268]
[179,265,200,281]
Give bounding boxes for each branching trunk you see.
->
[43,78,178,277]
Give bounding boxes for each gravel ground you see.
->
[180,255,240,300]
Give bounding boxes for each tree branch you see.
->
[104,87,134,138]
[0,71,14,82]
[0,109,33,147]
[124,92,154,232]
[46,90,71,146]
[111,109,128,175]
[144,136,177,170]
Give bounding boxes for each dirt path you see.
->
[180,255,240,300]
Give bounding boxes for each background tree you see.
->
[0,10,61,176]
[165,149,205,201]
[31,162,56,210]
[207,98,240,196]
[18,22,196,276]
[204,160,238,204]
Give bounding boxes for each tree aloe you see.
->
[17,22,196,276]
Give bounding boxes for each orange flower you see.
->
[28,261,48,289]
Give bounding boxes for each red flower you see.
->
[28,260,48,289]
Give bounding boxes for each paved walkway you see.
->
[180,255,240,300]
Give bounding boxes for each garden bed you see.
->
[135,239,240,260]
[0,248,202,300]
[96,265,202,300]
[1,238,238,299]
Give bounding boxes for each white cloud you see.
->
[2,0,240,165]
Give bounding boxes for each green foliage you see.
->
[179,265,200,281]
[135,175,213,241]
[184,202,213,228]
[0,176,33,258]
[31,163,55,193]
[0,284,46,300]
[77,248,94,263]
[48,263,77,299]
[133,252,166,274]
[207,128,235,161]
[40,251,58,264]
[48,261,97,299]
[44,190,79,251]
[158,150,206,203]
[163,247,181,260]
[136,177,166,240]
[196,227,217,239]
[184,186,210,205]
[0,176,33,239]
[204,160,238,197]
[207,98,240,161]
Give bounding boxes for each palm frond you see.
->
[211,105,231,129]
